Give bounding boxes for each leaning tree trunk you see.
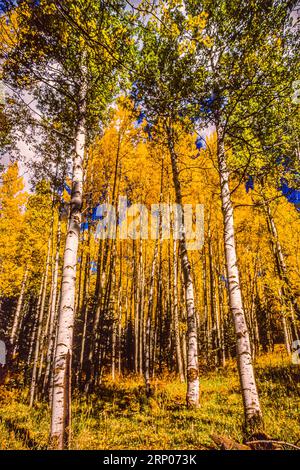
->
[216,127,263,433]
[167,128,199,408]
[50,61,87,450]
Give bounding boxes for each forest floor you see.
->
[0,347,300,450]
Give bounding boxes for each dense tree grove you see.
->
[0,0,299,450]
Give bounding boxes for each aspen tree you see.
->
[30,227,52,407]
[172,235,184,382]
[167,129,199,408]
[50,55,87,447]
[10,267,28,352]
[43,213,62,395]
[216,130,262,429]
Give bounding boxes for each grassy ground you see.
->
[0,348,300,450]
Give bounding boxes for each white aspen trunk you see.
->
[266,204,287,273]
[181,302,187,375]
[118,322,122,376]
[208,228,220,366]
[111,322,116,380]
[152,246,162,378]
[139,241,144,376]
[217,276,226,367]
[74,243,84,317]
[265,201,300,337]
[30,233,52,407]
[78,285,90,373]
[117,243,123,377]
[217,129,263,432]
[110,273,116,381]
[79,252,91,376]
[43,216,61,394]
[247,256,260,357]
[27,276,44,366]
[49,288,61,405]
[50,58,87,449]
[216,241,227,367]
[110,242,117,381]
[11,267,28,353]
[168,132,199,408]
[133,240,139,374]
[145,161,164,393]
[202,247,210,359]
[36,200,56,385]
[145,239,158,396]
[279,288,292,355]
[37,282,53,384]
[172,236,184,382]
[87,237,110,387]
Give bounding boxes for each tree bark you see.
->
[43,215,61,395]
[264,201,299,340]
[172,236,184,382]
[11,267,29,353]
[167,127,199,408]
[144,239,158,396]
[50,57,87,449]
[30,232,52,407]
[216,127,263,433]
[27,276,44,367]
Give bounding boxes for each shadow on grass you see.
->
[256,364,300,396]
[0,416,47,450]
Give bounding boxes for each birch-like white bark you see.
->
[43,216,61,394]
[217,129,262,431]
[172,236,184,382]
[133,240,139,374]
[138,241,144,376]
[30,233,52,407]
[265,201,300,335]
[50,58,87,449]
[145,239,158,396]
[168,133,199,408]
[11,267,28,352]
[27,275,44,366]
[117,244,123,376]
[79,245,91,377]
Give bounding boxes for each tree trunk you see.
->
[43,215,61,395]
[139,241,144,376]
[144,239,158,396]
[264,201,299,341]
[133,240,139,374]
[27,277,44,367]
[30,232,52,407]
[50,58,87,449]
[78,228,91,384]
[11,267,29,353]
[167,128,199,408]
[217,128,263,433]
[172,236,184,382]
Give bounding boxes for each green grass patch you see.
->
[0,350,299,450]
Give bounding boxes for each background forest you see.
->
[0,0,300,451]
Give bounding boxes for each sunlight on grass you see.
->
[1,349,299,450]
